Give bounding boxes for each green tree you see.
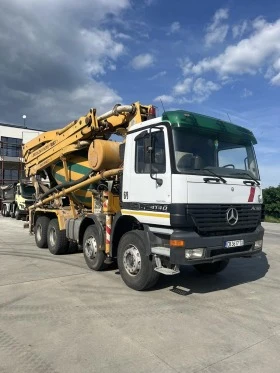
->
[263,185,280,218]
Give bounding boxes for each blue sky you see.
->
[0,0,280,187]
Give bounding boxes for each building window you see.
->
[1,137,22,157]
[4,169,19,181]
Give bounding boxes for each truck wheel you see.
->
[5,209,10,217]
[10,211,15,218]
[83,225,107,271]
[194,260,229,274]
[117,230,160,291]
[15,208,21,220]
[35,216,50,248]
[1,206,5,216]
[47,219,69,255]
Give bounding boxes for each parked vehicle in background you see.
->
[0,181,35,220]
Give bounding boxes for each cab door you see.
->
[122,125,171,226]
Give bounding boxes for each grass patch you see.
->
[264,215,280,223]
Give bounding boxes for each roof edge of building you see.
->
[0,122,45,132]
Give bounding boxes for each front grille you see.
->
[187,204,262,237]
[210,245,253,257]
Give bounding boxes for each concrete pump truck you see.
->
[23,102,264,290]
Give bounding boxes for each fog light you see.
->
[185,248,204,259]
[254,240,263,250]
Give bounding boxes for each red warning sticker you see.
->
[248,187,256,202]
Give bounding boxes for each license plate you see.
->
[225,240,244,248]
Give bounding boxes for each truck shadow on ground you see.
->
[152,252,270,295]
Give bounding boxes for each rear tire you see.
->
[15,207,21,220]
[83,225,107,271]
[117,230,160,291]
[194,260,229,274]
[4,207,10,217]
[35,216,50,248]
[47,218,69,255]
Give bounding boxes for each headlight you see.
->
[185,248,205,259]
[254,240,263,250]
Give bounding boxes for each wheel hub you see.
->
[49,227,57,246]
[36,224,42,241]
[123,245,141,276]
[85,236,97,259]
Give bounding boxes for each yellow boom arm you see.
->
[23,102,154,177]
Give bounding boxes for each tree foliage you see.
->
[263,185,280,218]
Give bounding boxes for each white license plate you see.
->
[225,240,244,248]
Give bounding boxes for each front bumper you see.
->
[170,225,264,265]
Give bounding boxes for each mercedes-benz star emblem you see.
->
[226,207,238,226]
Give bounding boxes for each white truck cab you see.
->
[119,110,264,278]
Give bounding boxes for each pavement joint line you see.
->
[194,331,279,373]
[0,272,90,288]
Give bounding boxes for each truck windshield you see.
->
[173,128,260,180]
[21,184,35,198]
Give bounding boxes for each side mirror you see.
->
[147,129,163,186]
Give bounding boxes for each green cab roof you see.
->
[162,110,257,145]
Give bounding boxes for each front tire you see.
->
[117,230,160,291]
[35,216,50,248]
[194,260,229,274]
[83,225,107,271]
[47,218,69,255]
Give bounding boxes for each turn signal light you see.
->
[170,239,185,247]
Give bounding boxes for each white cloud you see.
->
[232,20,248,39]
[241,88,253,98]
[270,72,280,85]
[0,0,130,128]
[188,18,280,85]
[81,28,124,75]
[162,77,221,104]
[192,78,220,102]
[144,0,156,5]
[205,8,229,47]
[113,31,132,40]
[168,21,180,35]
[154,95,174,104]
[252,16,267,30]
[173,78,193,95]
[2,82,122,130]
[131,53,155,69]
[148,71,167,80]
[179,58,193,76]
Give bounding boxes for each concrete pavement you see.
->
[0,217,279,372]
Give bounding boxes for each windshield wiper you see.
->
[202,168,227,184]
[234,172,260,186]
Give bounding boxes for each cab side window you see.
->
[135,130,166,174]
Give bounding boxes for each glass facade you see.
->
[0,136,23,185]
[1,136,22,157]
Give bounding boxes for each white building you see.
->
[0,122,43,185]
